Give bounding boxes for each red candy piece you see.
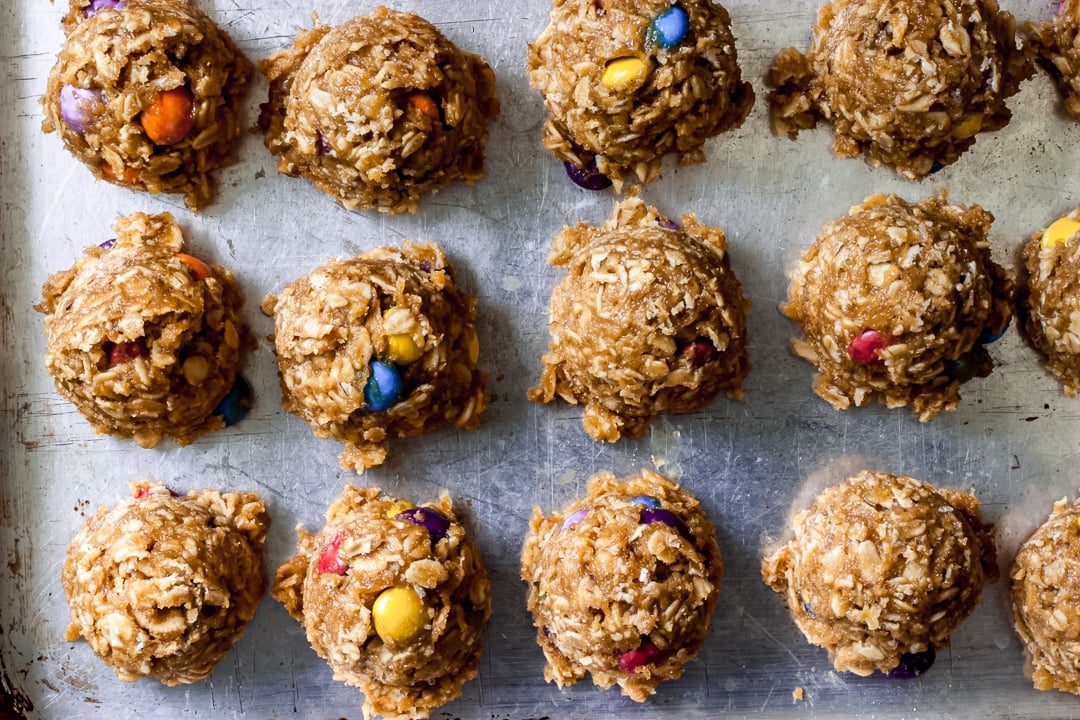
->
[618,641,671,672]
[133,485,179,498]
[109,338,146,367]
[847,330,889,366]
[140,86,195,145]
[317,531,348,575]
[680,340,716,367]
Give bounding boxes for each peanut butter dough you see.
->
[784,193,1013,421]
[37,212,246,448]
[768,0,1032,179]
[261,242,488,472]
[273,485,489,720]
[1017,208,1080,396]
[762,471,997,677]
[259,7,499,214]
[62,482,269,685]
[527,0,753,191]
[42,0,252,210]
[1011,496,1080,695]
[520,469,722,702]
[1027,1,1080,120]
[529,198,750,442]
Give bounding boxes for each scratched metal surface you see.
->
[3,0,1080,717]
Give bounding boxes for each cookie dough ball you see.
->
[273,485,489,720]
[258,8,499,215]
[521,469,722,702]
[528,198,750,442]
[62,482,269,685]
[784,193,1013,421]
[262,242,488,472]
[36,212,246,448]
[1017,208,1080,396]
[768,0,1032,179]
[527,0,753,191]
[762,471,997,677]
[1011,497,1080,694]
[42,0,252,210]
[1028,1,1080,120]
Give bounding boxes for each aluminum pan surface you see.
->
[3,0,1080,717]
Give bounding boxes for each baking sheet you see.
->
[3,0,1080,717]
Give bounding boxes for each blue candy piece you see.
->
[653,5,689,48]
[215,375,252,427]
[887,647,935,679]
[929,161,945,174]
[978,318,1010,345]
[631,495,661,508]
[364,360,403,412]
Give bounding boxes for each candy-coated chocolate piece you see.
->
[466,329,480,365]
[176,253,211,281]
[317,133,331,154]
[640,507,691,539]
[1042,216,1080,249]
[652,5,690,49]
[363,360,404,412]
[602,57,646,90]
[108,339,145,367]
[618,640,671,672]
[317,531,348,575]
[215,375,252,427]
[386,500,416,519]
[657,217,680,230]
[951,114,983,140]
[886,647,935,679]
[929,161,945,174]
[563,159,612,190]
[978,317,1009,345]
[59,84,104,134]
[372,586,427,644]
[561,508,588,530]
[85,0,126,16]
[679,339,716,367]
[848,329,888,366]
[140,86,196,145]
[395,506,451,543]
[947,352,981,384]
[406,90,441,122]
[99,238,116,249]
[387,333,422,364]
[631,495,661,508]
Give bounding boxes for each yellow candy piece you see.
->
[951,114,983,140]
[372,587,426,644]
[466,329,480,365]
[602,57,645,90]
[1042,216,1080,250]
[387,333,422,364]
[386,500,415,519]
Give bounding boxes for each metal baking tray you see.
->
[3,0,1080,717]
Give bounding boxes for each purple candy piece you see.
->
[59,85,104,135]
[657,217,680,230]
[640,508,691,539]
[887,647,935,679]
[98,238,116,249]
[85,0,126,16]
[561,508,588,530]
[419,261,432,273]
[396,506,451,542]
[563,159,612,191]
[317,133,331,154]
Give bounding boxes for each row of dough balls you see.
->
[35,197,1080,468]
[60,469,1080,718]
[40,0,1080,211]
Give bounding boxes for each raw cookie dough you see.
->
[42,0,252,210]
[1027,1,1080,120]
[261,242,488,472]
[258,7,499,214]
[37,212,246,448]
[528,197,750,442]
[761,471,997,677]
[767,0,1032,179]
[527,0,754,191]
[784,192,1013,421]
[62,482,269,685]
[1011,496,1080,695]
[1017,208,1080,396]
[273,485,489,720]
[520,469,722,701]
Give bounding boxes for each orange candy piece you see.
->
[140,86,195,145]
[406,91,440,122]
[176,253,211,281]
[100,163,140,185]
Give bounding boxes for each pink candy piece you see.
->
[619,641,671,672]
[679,340,716,367]
[847,330,889,366]
[317,531,348,575]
